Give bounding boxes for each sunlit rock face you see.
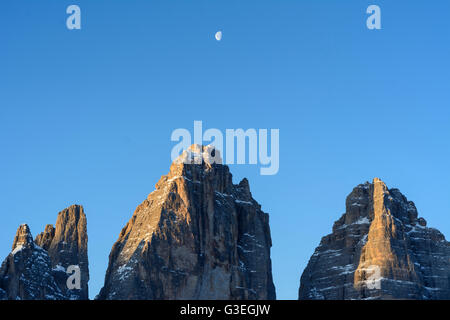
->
[98,145,276,300]
[299,178,450,300]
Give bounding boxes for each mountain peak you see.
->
[98,149,275,300]
[1,205,89,300]
[12,224,34,251]
[372,177,384,184]
[299,179,450,300]
[174,144,222,166]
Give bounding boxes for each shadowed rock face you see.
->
[0,205,89,300]
[299,178,450,300]
[98,145,276,300]
[0,225,65,300]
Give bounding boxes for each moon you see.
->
[215,31,222,41]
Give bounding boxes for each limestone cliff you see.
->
[98,145,276,300]
[299,178,450,300]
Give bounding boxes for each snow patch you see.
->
[12,245,24,255]
[53,264,66,272]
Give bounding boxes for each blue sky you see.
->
[1,1,449,299]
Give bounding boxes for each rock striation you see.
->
[0,205,89,300]
[98,145,276,300]
[299,178,450,300]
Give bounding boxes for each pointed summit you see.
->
[12,224,34,251]
[372,177,384,184]
[238,178,252,197]
[0,224,65,300]
[35,224,55,250]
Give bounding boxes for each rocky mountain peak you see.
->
[48,205,88,262]
[12,224,34,251]
[98,145,275,300]
[0,224,65,300]
[174,144,223,166]
[299,178,450,300]
[35,224,55,250]
[46,204,89,300]
[0,205,89,300]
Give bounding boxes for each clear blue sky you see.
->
[1,1,449,300]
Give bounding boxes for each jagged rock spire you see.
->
[38,205,89,300]
[35,224,55,250]
[0,205,89,300]
[12,224,34,251]
[0,224,65,300]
